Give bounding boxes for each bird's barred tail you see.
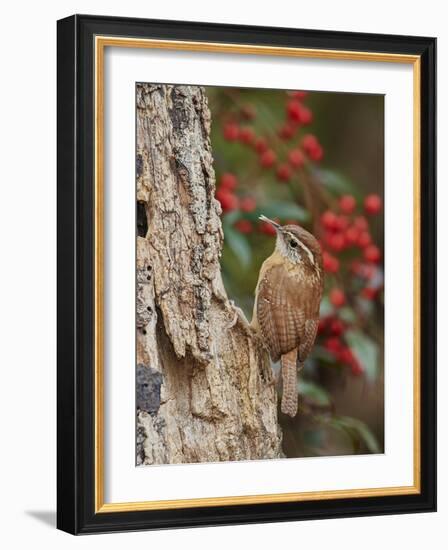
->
[281,349,299,417]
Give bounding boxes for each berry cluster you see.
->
[218,92,327,236]
[215,170,293,236]
[319,322,364,376]
[215,173,239,212]
[318,316,364,376]
[222,91,323,185]
[320,194,382,275]
[214,89,384,383]
[316,194,383,375]
[215,172,279,236]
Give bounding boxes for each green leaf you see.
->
[311,346,336,364]
[312,168,359,197]
[357,296,375,316]
[256,201,310,223]
[303,428,326,449]
[331,416,381,454]
[338,306,357,324]
[222,210,242,225]
[319,295,333,317]
[223,225,252,269]
[345,329,379,382]
[299,380,331,406]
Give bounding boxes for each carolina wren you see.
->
[251,215,324,417]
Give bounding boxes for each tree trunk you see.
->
[136,83,282,465]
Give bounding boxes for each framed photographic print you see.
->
[57,14,436,534]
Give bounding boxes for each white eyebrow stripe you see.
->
[287,233,315,265]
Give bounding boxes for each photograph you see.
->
[54,13,435,535]
[135,83,385,465]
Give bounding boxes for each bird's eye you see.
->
[289,240,298,249]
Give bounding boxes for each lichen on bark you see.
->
[136,83,282,465]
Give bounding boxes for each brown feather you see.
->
[281,349,299,417]
[298,318,319,362]
[256,262,321,361]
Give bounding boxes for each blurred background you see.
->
[208,86,384,458]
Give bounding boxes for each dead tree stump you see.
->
[136,83,282,464]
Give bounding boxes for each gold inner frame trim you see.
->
[94,35,421,514]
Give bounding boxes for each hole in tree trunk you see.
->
[137,201,148,237]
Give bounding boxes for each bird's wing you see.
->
[256,264,309,361]
[298,318,319,362]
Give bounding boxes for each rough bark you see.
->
[136,83,282,465]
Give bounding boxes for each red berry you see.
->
[317,318,328,334]
[364,244,381,263]
[259,220,278,236]
[327,233,345,252]
[323,251,340,273]
[335,215,349,231]
[223,122,239,141]
[298,105,313,125]
[308,143,323,161]
[276,163,292,182]
[216,189,238,212]
[364,194,382,215]
[361,287,377,300]
[220,172,238,191]
[260,149,277,168]
[287,100,313,124]
[337,346,354,365]
[240,196,257,213]
[353,216,369,231]
[345,226,360,245]
[239,126,255,145]
[339,194,356,214]
[357,231,372,248]
[278,123,296,140]
[234,219,253,234]
[286,99,302,122]
[302,134,319,151]
[350,361,364,376]
[302,134,323,161]
[321,210,338,230]
[324,337,343,353]
[289,90,308,99]
[330,288,346,307]
[330,318,344,336]
[288,148,305,168]
[254,137,268,154]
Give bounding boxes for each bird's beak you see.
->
[259,214,281,231]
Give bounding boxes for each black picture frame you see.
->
[57,14,436,535]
